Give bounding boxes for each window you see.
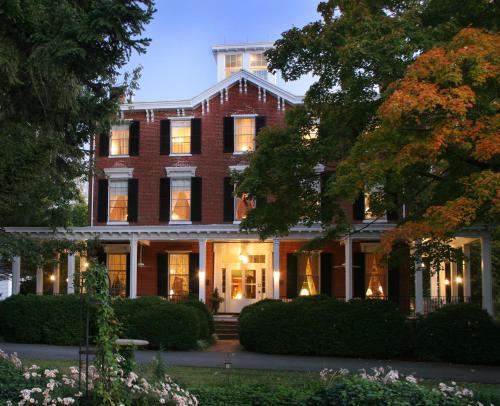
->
[363,191,387,221]
[108,254,127,297]
[365,253,387,299]
[170,179,191,221]
[169,253,189,297]
[109,180,128,222]
[297,253,320,296]
[225,54,242,77]
[234,117,255,152]
[235,193,256,221]
[110,124,129,156]
[250,53,267,79]
[171,120,191,154]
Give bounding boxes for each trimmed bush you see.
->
[0,294,81,345]
[414,304,500,365]
[179,298,214,337]
[239,297,411,358]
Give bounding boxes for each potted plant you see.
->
[211,287,224,314]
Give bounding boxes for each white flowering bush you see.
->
[0,349,198,405]
[315,367,494,406]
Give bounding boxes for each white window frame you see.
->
[169,117,193,157]
[224,53,243,77]
[363,189,388,223]
[168,252,190,297]
[104,168,133,225]
[165,166,197,225]
[232,114,257,155]
[249,52,268,79]
[109,122,131,158]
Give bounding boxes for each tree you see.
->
[236,0,498,256]
[0,0,154,228]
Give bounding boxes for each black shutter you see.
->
[320,172,332,218]
[99,133,109,157]
[223,177,234,222]
[157,253,168,297]
[353,252,366,298]
[160,120,170,155]
[129,121,140,156]
[189,253,199,296]
[223,117,234,153]
[286,253,298,299]
[159,177,170,222]
[353,192,365,221]
[97,250,107,267]
[388,258,400,303]
[255,116,267,134]
[191,177,202,222]
[126,253,130,297]
[191,118,201,154]
[97,179,108,223]
[386,193,399,222]
[127,178,138,222]
[320,253,333,296]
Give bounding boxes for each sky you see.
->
[125,0,320,101]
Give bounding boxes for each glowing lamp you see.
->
[169,289,174,295]
[456,276,463,284]
[299,287,310,296]
[366,288,373,296]
[49,275,56,282]
[444,279,450,285]
[238,254,249,264]
[235,292,243,300]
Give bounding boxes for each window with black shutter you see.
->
[353,192,365,221]
[99,133,109,157]
[223,117,234,153]
[189,253,200,296]
[255,116,267,135]
[223,177,234,222]
[159,177,170,222]
[97,179,108,223]
[191,118,201,154]
[160,120,170,155]
[286,253,298,299]
[127,178,138,222]
[191,177,202,222]
[129,120,140,156]
[320,253,333,296]
[157,253,168,297]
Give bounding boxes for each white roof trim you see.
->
[120,70,303,111]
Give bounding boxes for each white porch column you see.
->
[462,244,471,299]
[198,239,207,303]
[129,235,138,298]
[52,258,60,295]
[344,237,353,301]
[12,256,21,295]
[36,266,43,295]
[450,261,458,299]
[430,268,438,298]
[67,254,75,294]
[273,239,280,299]
[414,253,424,315]
[480,235,493,316]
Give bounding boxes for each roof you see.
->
[120,70,304,112]
[211,42,274,55]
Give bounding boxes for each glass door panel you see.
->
[231,269,243,300]
[245,269,256,299]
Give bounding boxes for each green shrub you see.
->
[113,297,200,350]
[179,298,214,337]
[414,304,500,365]
[0,294,81,345]
[0,357,25,403]
[305,377,450,406]
[239,297,411,358]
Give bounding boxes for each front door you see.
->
[214,242,273,313]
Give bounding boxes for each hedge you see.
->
[0,294,211,350]
[239,298,500,364]
[414,303,500,365]
[239,297,411,358]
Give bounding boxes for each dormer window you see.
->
[250,52,267,79]
[225,54,242,77]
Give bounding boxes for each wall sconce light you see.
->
[444,279,450,285]
[49,275,56,282]
[456,276,463,284]
[238,254,249,264]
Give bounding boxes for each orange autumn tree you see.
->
[333,28,499,261]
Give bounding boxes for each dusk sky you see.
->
[126,0,320,101]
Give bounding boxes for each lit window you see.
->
[365,253,387,299]
[303,127,318,142]
[171,120,191,154]
[109,181,128,222]
[110,124,129,156]
[297,253,320,296]
[169,253,189,297]
[234,117,255,152]
[225,54,242,77]
[250,53,267,79]
[108,254,127,297]
[171,179,191,221]
[235,193,255,221]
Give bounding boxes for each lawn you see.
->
[18,357,500,405]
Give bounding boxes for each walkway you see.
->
[1,342,499,384]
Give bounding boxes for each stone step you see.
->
[217,333,239,340]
